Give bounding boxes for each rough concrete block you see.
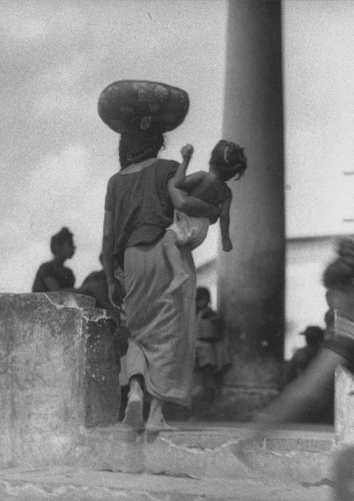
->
[335,365,354,444]
[0,293,121,468]
[83,308,120,428]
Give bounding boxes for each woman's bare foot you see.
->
[145,419,179,433]
[122,378,144,430]
[145,397,177,433]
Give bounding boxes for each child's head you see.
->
[209,140,247,182]
[118,122,165,169]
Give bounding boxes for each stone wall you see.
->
[0,292,120,468]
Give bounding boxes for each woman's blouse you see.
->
[104,159,178,267]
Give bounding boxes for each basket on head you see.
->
[98,80,190,134]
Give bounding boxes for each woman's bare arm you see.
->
[102,210,115,286]
[102,210,122,307]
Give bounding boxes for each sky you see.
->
[0,0,228,293]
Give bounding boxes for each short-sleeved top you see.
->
[32,261,75,292]
[104,159,178,267]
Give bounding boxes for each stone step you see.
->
[68,423,336,485]
[0,467,333,501]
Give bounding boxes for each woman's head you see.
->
[118,122,165,169]
[50,227,75,259]
[209,140,247,182]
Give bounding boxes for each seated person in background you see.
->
[81,253,114,310]
[192,286,231,419]
[32,227,92,297]
[286,326,324,383]
[32,227,76,292]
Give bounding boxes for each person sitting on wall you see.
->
[286,326,324,383]
[32,227,92,296]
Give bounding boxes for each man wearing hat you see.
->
[286,326,325,383]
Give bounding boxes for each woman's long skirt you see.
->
[123,239,196,406]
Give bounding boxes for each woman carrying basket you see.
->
[100,81,220,432]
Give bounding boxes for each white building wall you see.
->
[283,0,354,357]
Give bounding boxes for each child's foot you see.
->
[166,272,189,293]
[122,391,144,430]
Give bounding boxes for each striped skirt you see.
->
[123,239,196,406]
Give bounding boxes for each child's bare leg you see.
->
[163,230,189,293]
[145,397,178,433]
[122,375,144,430]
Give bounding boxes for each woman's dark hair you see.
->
[118,124,165,169]
[210,140,247,182]
[50,227,73,254]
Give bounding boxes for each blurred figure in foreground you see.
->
[253,239,354,433]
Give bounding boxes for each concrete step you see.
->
[0,467,333,501]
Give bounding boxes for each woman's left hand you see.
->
[108,282,124,309]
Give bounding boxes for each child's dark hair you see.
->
[210,140,247,182]
[50,227,73,254]
[118,122,165,169]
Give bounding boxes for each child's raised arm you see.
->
[173,144,193,189]
[219,194,233,252]
[174,144,208,191]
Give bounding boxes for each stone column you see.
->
[217,0,285,419]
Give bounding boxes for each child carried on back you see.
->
[163,140,247,292]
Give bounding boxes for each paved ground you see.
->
[0,467,334,501]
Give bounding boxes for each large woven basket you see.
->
[98,80,190,134]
